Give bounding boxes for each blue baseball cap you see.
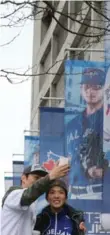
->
[81,68,106,86]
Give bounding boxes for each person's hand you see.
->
[49,162,70,180]
[79,222,86,232]
[88,166,103,179]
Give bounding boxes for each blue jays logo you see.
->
[42,151,61,171]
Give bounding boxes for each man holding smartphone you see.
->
[1,163,69,235]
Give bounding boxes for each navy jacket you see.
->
[34,204,84,235]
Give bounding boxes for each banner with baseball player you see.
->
[101,66,110,231]
[65,59,110,235]
[101,1,110,230]
[24,135,40,167]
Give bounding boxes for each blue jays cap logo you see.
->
[81,68,106,86]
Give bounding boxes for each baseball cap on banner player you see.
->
[81,68,106,86]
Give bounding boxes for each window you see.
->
[68,78,72,87]
[78,51,84,60]
[68,92,71,100]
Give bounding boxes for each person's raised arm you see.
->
[20,163,69,206]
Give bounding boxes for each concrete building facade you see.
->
[30,1,104,131]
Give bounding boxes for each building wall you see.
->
[30,1,104,130]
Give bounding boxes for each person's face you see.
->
[47,186,67,210]
[21,173,42,188]
[81,84,103,105]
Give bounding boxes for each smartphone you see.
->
[59,157,70,166]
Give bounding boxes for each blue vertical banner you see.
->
[65,59,110,234]
[40,107,65,170]
[103,66,110,213]
[13,161,24,186]
[37,107,65,214]
[24,136,39,166]
[101,1,110,230]
[24,135,40,215]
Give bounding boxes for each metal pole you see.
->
[65,48,105,53]
[24,129,40,133]
[40,97,64,100]
[12,154,24,161]
[90,1,94,60]
[4,172,13,177]
[4,171,23,174]
[12,154,24,156]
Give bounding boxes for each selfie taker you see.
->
[1,163,69,235]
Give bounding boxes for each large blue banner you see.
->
[65,59,110,234]
[24,135,39,166]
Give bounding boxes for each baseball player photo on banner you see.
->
[101,1,110,230]
[101,66,110,231]
[65,59,110,235]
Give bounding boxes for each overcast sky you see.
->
[0,4,33,206]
